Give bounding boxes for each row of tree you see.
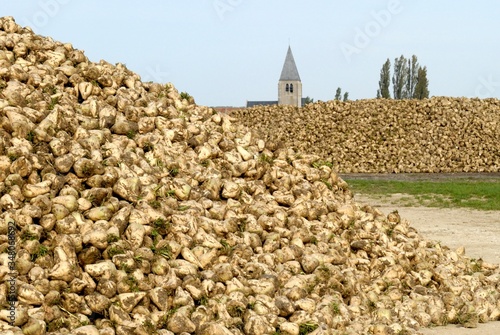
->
[303,87,349,105]
[335,87,349,101]
[304,55,428,104]
[377,55,429,99]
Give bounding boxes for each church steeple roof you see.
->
[279,46,301,81]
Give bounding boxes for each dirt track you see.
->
[341,172,500,182]
[353,194,500,335]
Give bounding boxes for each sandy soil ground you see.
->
[353,194,500,335]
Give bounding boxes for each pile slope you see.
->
[232,99,500,173]
[0,17,499,335]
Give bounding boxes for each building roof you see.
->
[246,100,278,108]
[279,46,301,82]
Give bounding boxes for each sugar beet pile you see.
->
[232,99,500,173]
[0,17,499,335]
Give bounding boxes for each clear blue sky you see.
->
[2,1,500,106]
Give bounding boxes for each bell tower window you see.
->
[290,83,293,93]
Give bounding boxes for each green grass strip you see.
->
[345,179,500,211]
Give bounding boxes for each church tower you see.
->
[278,46,302,107]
